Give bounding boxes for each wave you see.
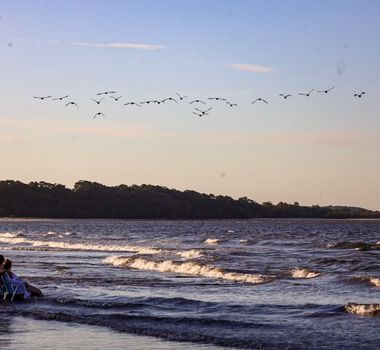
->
[290,268,321,279]
[104,255,271,284]
[204,238,223,245]
[0,235,202,258]
[327,241,380,251]
[0,231,24,238]
[344,303,380,317]
[350,276,380,288]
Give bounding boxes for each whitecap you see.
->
[345,303,380,316]
[0,235,201,259]
[291,268,321,279]
[103,256,270,284]
[204,238,222,245]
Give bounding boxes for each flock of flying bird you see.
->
[33,87,367,119]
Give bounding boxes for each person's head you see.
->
[0,255,4,265]
[3,259,12,272]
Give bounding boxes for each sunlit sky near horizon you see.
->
[1,0,380,210]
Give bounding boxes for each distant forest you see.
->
[0,180,379,219]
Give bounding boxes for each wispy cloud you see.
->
[71,41,167,51]
[229,63,275,73]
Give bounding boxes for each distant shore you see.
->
[1,180,379,219]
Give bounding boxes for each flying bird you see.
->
[317,87,335,93]
[93,112,105,118]
[91,98,104,105]
[354,92,366,98]
[65,101,79,108]
[251,98,268,104]
[279,94,292,99]
[226,101,238,107]
[195,107,212,116]
[110,95,123,101]
[52,95,69,101]
[33,96,52,100]
[208,97,226,101]
[124,102,141,107]
[193,111,209,117]
[140,100,157,105]
[299,89,314,97]
[97,91,116,96]
[176,93,189,101]
[189,99,206,104]
[161,97,178,103]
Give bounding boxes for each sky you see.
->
[0,0,380,210]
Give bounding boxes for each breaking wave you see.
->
[0,234,202,258]
[204,238,223,245]
[290,268,321,279]
[327,241,380,251]
[344,303,380,317]
[350,276,380,288]
[104,255,271,284]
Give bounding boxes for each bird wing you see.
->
[251,99,258,104]
[205,107,213,113]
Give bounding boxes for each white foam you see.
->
[345,303,380,316]
[104,256,270,284]
[369,277,380,288]
[177,249,203,259]
[0,235,201,258]
[0,232,23,238]
[291,268,321,279]
[204,238,222,245]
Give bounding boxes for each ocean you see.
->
[0,219,379,349]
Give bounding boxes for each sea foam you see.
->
[204,238,223,245]
[291,268,321,279]
[345,303,380,316]
[104,255,270,284]
[0,235,201,258]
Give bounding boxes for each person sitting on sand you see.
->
[3,259,44,298]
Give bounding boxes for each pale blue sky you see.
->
[0,1,379,209]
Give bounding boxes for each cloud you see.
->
[229,63,275,73]
[71,41,167,51]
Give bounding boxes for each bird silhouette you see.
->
[91,98,104,105]
[93,112,105,118]
[317,87,334,94]
[33,96,52,100]
[226,101,238,107]
[189,99,206,104]
[208,97,226,101]
[110,95,123,101]
[161,97,178,103]
[140,100,157,105]
[193,111,209,117]
[65,101,79,108]
[354,92,366,98]
[97,91,116,96]
[251,98,268,104]
[176,93,189,101]
[195,107,212,115]
[279,94,292,99]
[299,89,314,97]
[52,95,69,101]
[124,102,141,107]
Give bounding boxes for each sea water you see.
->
[0,219,379,349]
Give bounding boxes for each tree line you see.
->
[0,180,379,219]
